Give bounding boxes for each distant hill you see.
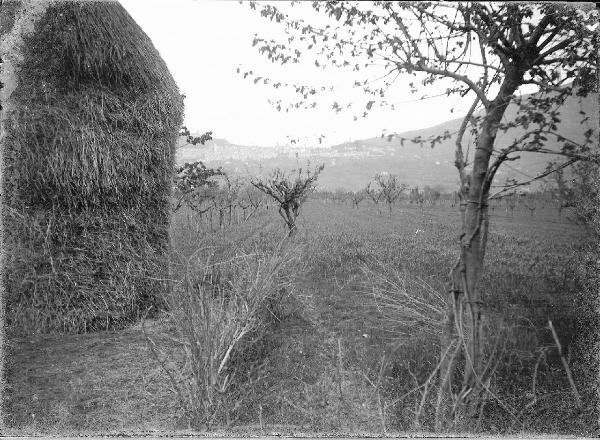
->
[177,91,598,192]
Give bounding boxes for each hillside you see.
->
[177,91,598,192]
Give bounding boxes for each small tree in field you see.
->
[334,187,349,205]
[251,163,324,236]
[238,183,266,222]
[409,186,425,208]
[350,190,367,209]
[374,173,408,215]
[365,181,384,216]
[523,196,537,217]
[504,191,518,218]
[423,186,442,206]
[546,163,577,219]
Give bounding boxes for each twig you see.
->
[530,348,548,408]
[548,320,581,409]
[376,352,388,434]
[337,338,345,428]
[337,338,344,402]
[415,342,454,429]
[141,314,186,408]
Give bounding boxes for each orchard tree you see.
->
[503,190,518,218]
[365,181,384,216]
[409,186,425,207]
[423,186,442,206]
[546,161,578,219]
[374,173,408,215]
[245,1,598,430]
[523,196,537,217]
[350,189,367,209]
[333,187,349,205]
[251,163,325,236]
[238,183,267,222]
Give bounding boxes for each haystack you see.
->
[1,1,184,333]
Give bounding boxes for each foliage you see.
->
[173,161,224,213]
[543,160,600,225]
[180,126,213,146]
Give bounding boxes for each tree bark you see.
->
[453,75,520,428]
[436,71,522,431]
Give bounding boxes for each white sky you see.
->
[119,0,510,148]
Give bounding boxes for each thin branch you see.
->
[396,62,490,108]
[527,14,554,46]
[488,159,577,199]
[548,320,582,409]
[455,96,481,188]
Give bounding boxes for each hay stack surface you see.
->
[2,1,184,333]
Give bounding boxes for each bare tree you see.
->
[365,181,384,216]
[450,191,460,208]
[238,183,265,222]
[207,175,242,229]
[247,2,598,430]
[350,190,367,209]
[224,175,243,226]
[423,186,442,206]
[251,163,325,236]
[409,186,425,208]
[374,173,408,215]
[547,164,576,219]
[504,191,518,218]
[334,188,349,206]
[523,197,537,217]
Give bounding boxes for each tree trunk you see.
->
[279,205,297,237]
[286,207,297,236]
[438,74,521,431]
[458,86,517,427]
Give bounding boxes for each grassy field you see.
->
[4,199,595,435]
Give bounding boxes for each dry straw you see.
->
[3,1,184,334]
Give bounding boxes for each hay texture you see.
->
[2,1,184,334]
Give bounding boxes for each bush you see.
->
[144,240,299,429]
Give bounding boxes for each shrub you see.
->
[144,240,299,429]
